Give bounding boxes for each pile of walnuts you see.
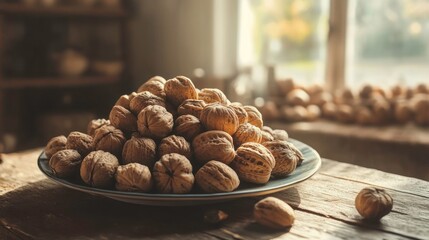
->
[45,76,304,194]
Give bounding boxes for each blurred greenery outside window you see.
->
[238,0,429,88]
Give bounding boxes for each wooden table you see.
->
[1,149,428,240]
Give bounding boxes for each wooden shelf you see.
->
[0,3,126,18]
[0,76,120,89]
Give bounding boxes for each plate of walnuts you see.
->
[38,76,321,206]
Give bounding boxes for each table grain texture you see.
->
[0,148,428,240]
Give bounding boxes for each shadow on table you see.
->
[0,179,301,240]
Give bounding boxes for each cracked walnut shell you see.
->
[49,149,82,178]
[153,153,195,193]
[122,136,157,167]
[200,103,239,135]
[158,135,192,160]
[232,123,263,148]
[262,140,301,177]
[177,99,206,118]
[195,161,240,193]
[174,114,203,141]
[87,119,110,137]
[164,76,198,107]
[129,91,166,115]
[192,130,236,165]
[66,131,93,157]
[231,142,275,184]
[109,105,137,132]
[80,150,119,188]
[45,135,67,159]
[115,163,153,192]
[254,197,295,228]
[243,106,263,129]
[93,125,126,158]
[137,105,174,139]
[198,88,230,104]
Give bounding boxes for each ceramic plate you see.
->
[38,138,321,206]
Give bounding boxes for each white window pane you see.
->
[346,0,429,88]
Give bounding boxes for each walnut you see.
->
[66,131,93,157]
[336,104,355,123]
[122,136,156,167]
[355,187,393,221]
[195,161,240,193]
[281,105,308,122]
[310,91,333,107]
[80,150,119,188]
[259,101,280,121]
[128,92,138,102]
[93,125,126,158]
[307,105,321,121]
[200,103,239,135]
[146,75,167,84]
[137,76,166,99]
[115,94,131,110]
[49,149,82,178]
[262,126,274,135]
[412,94,429,125]
[164,76,198,107]
[129,91,166,115]
[109,105,137,132]
[355,106,373,125]
[158,135,192,160]
[229,103,249,125]
[262,140,303,177]
[115,163,153,192]
[232,123,262,148]
[286,89,310,106]
[272,129,289,141]
[173,115,202,141]
[394,101,413,124]
[177,99,206,118]
[322,102,338,119]
[45,135,67,159]
[153,153,195,193]
[192,130,236,165]
[277,78,295,95]
[231,142,275,184]
[254,197,295,228]
[260,131,274,143]
[137,105,174,139]
[87,119,110,137]
[243,105,263,129]
[198,88,230,104]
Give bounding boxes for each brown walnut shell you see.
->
[355,187,393,221]
[272,129,289,141]
[129,91,166,115]
[195,161,240,193]
[262,126,274,135]
[200,103,239,135]
[87,119,110,137]
[174,114,203,141]
[192,130,236,165]
[198,88,230,104]
[66,131,93,157]
[260,131,274,143]
[231,142,275,184]
[115,94,131,110]
[229,103,249,125]
[80,150,119,188]
[49,149,82,178]
[93,125,126,158]
[137,77,166,100]
[45,135,67,159]
[254,197,295,228]
[262,140,302,177]
[164,76,198,107]
[109,105,137,132]
[177,99,206,118]
[158,135,192,160]
[153,153,195,193]
[122,136,157,167]
[232,123,262,148]
[115,163,153,192]
[243,105,263,129]
[137,105,174,139]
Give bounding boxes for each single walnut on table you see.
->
[66,131,93,157]
[174,114,203,141]
[109,105,137,133]
[45,135,67,159]
[158,135,192,160]
[355,187,393,221]
[93,125,126,158]
[254,197,295,228]
[137,105,174,139]
[153,153,195,194]
[129,91,166,115]
[195,161,240,193]
[177,99,206,118]
[87,119,110,137]
[192,130,236,165]
[198,88,230,104]
[164,76,198,107]
[49,149,82,178]
[122,136,157,167]
[115,163,153,192]
[200,103,239,135]
[80,150,119,188]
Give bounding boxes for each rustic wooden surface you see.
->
[1,149,428,240]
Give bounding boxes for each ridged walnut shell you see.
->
[164,76,198,107]
[174,114,203,141]
[198,88,230,104]
[272,129,289,141]
[195,161,240,193]
[254,197,295,228]
[355,187,393,221]
[243,106,263,129]
[229,103,249,125]
[137,76,166,100]
[109,105,137,132]
[137,105,174,139]
[192,130,236,165]
[80,150,119,188]
[66,132,93,157]
[87,119,110,137]
[232,123,263,148]
[115,94,131,110]
[158,135,192,160]
[93,125,126,158]
[122,136,156,167]
[45,135,67,159]
[153,153,195,193]
[129,91,166,115]
[49,149,82,178]
[262,140,302,177]
[115,163,153,192]
[231,142,275,184]
[177,99,206,118]
[200,103,239,135]
[260,131,274,143]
